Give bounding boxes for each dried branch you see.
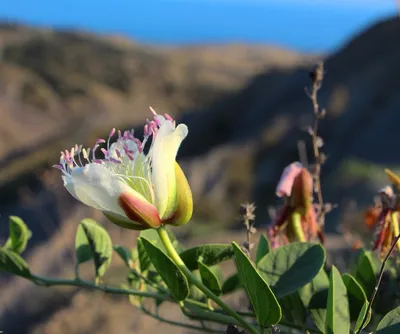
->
[359,233,400,331]
[306,61,328,228]
[239,202,256,259]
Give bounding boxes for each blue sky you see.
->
[0,0,397,52]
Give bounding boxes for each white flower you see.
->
[54,108,193,230]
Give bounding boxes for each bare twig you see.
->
[239,203,256,259]
[359,233,400,331]
[306,61,328,228]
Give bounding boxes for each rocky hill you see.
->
[0,22,315,242]
[0,15,400,333]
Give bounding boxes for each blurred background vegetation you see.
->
[0,1,399,333]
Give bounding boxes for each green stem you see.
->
[32,275,171,301]
[157,225,258,334]
[141,305,224,333]
[131,268,168,294]
[181,302,241,326]
[289,211,306,242]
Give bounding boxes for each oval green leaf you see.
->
[0,247,31,278]
[376,306,400,334]
[222,273,242,295]
[257,242,326,298]
[300,268,330,333]
[113,245,132,268]
[137,238,152,273]
[4,216,31,254]
[232,242,281,326]
[342,273,367,321]
[198,261,222,296]
[75,219,113,278]
[325,266,350,334]
[352,248,377,297]
[255,234,270,264]
[354,300,371,334]
[140,236,189,301]
[180,244,234,271]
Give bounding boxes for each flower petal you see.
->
[163,162,193,226]
[276,162,303,197]
[63,163,131,216]
[151,119,188,219]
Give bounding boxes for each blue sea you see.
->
[0,0,397,52]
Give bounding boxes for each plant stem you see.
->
[157,225,258,334]
[32,275,171,301]
[181,302,241,326]
[131,268,168,294]
[359,226,400,330]
[141,305,224,333]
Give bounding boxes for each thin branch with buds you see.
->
[240,202,257,259]
[359,233,400,331]
[305,61,329,230]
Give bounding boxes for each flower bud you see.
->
[163,162,193,226]
[290,168,313,214]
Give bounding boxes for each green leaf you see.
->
[325,266,350,334]
[4,216,31,254]
[137,238,152,273]
[198,261,222,296]
[300,268,330,334]
[300,267,330,307]
[75,222,93,264]
[280,292,307,326]
[232,242,281,326]
[376,306,400,334]
[139,228,180,253]
[222,273,242,295]
[113,245,132,268]
[0,247,31,278]
[180,244,234,271]
[255,234,270,264]
[189,270,206,301]
[257,242,326,298]
[140,236,189,301]
[342,273,367,321]
[352,248,377,297]
[354,300,371,334]
[75,219,113,278]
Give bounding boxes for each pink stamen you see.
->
[164,113,173,121]
[149,106,157,116]
[110,157,122,164]
[109,128,116,138]
[93,159,103,164]
[101,148,109,157]
[96,139,106,144]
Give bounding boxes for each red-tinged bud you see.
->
[290,168,313,214]
[118,191,162,229]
